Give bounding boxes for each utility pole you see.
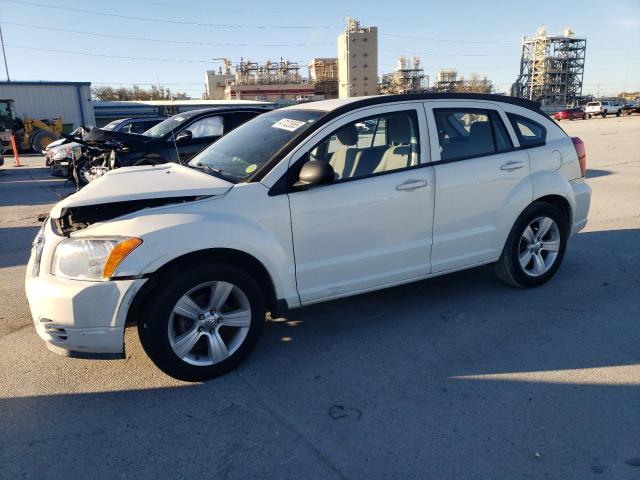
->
[0,23,9,81]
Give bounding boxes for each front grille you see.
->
[42,322,68,342]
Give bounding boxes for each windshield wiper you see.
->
[193,163,235,183]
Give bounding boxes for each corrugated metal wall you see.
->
[0,83,96,128]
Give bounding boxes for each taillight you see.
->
[572,137,587,177]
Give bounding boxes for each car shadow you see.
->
[586,168,613,178]
[1,228,639,478]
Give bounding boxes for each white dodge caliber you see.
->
[26,94,591,381]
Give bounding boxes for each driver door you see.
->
[286,104,435,304]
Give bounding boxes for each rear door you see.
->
[425,101,532,272]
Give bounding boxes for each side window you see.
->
[224,112,258,132]
[309,111,420,181]
[118,122,133,133]
[507,113,546,148]
[187,116,223,139]
[434,108,512,161]
[128,122,148,134]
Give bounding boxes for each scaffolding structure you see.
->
[308,58,339,99]
[234,58,303,85]
[514,27,586,106]
[379,56,428,95]
[433,69,462,92]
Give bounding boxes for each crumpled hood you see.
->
[50,163,233,219]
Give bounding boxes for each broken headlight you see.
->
[51,237,142,281]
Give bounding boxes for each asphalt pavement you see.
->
[1,116,639,479]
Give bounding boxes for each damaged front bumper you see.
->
[25,219,147,358]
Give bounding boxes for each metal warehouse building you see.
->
[0,81,95,129]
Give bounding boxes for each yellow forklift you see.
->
[0,99,63,154]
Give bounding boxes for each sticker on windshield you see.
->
[245,164,257,174]
[272,118,306,132]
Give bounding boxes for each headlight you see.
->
[52,145,82,161]
[52,237,142,281]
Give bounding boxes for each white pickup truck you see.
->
[585,101,622,118]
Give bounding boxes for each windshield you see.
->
[143,111,197,138]
[102,119,123,131]
[188,109,323,182]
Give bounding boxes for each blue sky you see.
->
[1,0,638,97]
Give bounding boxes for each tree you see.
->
[92,85,191,101]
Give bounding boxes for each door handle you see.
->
[396,179,428,191]
[500,161,525,171]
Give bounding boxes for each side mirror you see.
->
[293,160,335,189]
[175,130,192,143]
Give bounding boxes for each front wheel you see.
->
[138,264,266,381]
[72,159,90,186]
[495,202,569,288]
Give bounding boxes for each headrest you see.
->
[336,124,358,146]
[387,115,412,145]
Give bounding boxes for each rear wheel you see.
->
[602,110,608,118]
[495,202,569,288]
[138,264,266,381]
[616,109,622,117]
[569,114,574,121]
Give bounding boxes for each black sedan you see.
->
[107,106,272,166]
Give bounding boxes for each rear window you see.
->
[507,113,546,148]
[586,102,600,107]
[433,108,513,161]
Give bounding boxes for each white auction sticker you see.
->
[272,118,306,132]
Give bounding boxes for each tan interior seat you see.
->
[329,125,359,179]
[374,115,416,173]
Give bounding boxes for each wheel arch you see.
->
[126,248,281,326]
[496,192,573,258]
[532,194,572,229]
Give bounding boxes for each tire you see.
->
[30,130,57,154]
[616,109,621,117]
[495,201,569,288]
[72,159,90,186]
[569,114,574,121]
[602,110,607,118]
[138,264,266,381]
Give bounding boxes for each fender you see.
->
[530,169,575,215]
[73,184,300,308]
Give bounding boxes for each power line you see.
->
[4,44,305,64]
[0,21,335,47]
[119,0,343,16]
[1,0,341,29]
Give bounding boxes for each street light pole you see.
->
[0,23,9,81]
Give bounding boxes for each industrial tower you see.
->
[513,27,586,107]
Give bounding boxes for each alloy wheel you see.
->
[518,216,561,277]
[168,281,251,366]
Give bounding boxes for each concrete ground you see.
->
[1,116,639,479]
